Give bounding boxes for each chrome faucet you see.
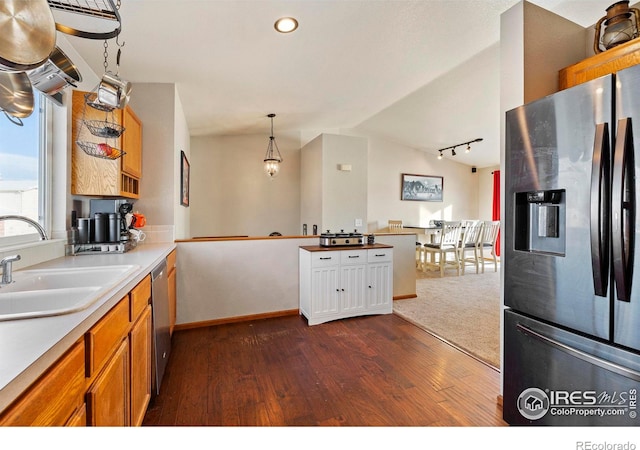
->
[0,254,21,286]
[0,215,48,240]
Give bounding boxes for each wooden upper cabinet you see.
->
[559,37,640,90]
[121,105,142,179]
[71,90,142,198]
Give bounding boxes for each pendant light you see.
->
[263,113,283,178]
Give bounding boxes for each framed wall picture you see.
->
[180,150,190,207]
[401,173,443,202]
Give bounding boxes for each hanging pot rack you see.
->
[47,0,122,40]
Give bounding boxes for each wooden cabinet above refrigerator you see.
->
[559,37,640,90]
[71,90,142,198]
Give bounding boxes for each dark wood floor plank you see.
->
[143,313,506,426]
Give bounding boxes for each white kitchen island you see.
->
[299,244,393,325]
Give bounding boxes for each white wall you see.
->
[300,135,323,233]
[321,134,368,233]
[190,132,301,237]
[176,237,317,324]
[172,89,190,240]
[176,235,417,325]
[365,135,479,231]
[522,2,587,103]
[300,134,369,234]
[189,130,493,237]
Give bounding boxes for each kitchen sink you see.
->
[0,265,139,321]
[0,287,103,321]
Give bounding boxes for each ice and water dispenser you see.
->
[514,189,566,256]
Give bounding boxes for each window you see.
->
[0,94,50,243]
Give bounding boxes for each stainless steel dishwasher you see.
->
[151,259,171,395]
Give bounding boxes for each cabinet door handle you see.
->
[320,257,332,260]
[348,255,360,259]
[374,253,386,257]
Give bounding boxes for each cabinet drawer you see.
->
[311,252,340,267]
[340,249,367,265]
[0,340,85,426]
[130,275,151,322]
[86,296,130,378]
[368,248,393,263]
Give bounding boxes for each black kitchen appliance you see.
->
[503,64,640,425]
[319,230,364,247]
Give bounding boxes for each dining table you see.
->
[403,225,442,244]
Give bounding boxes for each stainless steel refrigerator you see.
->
[503,64,640,426]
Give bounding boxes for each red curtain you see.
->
[492,170,501,256]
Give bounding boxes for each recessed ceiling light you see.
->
[274,17,298,33]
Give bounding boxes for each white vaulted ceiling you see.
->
[65,0,612,168]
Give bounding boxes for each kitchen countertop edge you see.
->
[0,242,176,413]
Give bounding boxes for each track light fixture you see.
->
[436,138,483,160]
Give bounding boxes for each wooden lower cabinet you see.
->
[0,275,156,427]
[129,305,152,426]
[0,340,86,426]
[167,250,177,335]
[86,339,130,426]
[66,404,87,426]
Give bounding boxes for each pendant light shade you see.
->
[263,113,283,178]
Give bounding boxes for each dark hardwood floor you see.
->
[143,313,506,426]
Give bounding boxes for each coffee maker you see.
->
[70,199,136,254]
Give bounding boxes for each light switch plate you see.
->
[355,218,363,227]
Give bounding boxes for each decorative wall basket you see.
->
[76,141,125,160]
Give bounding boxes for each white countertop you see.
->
[0,242,176,412]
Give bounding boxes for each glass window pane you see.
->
[0,95,44,238]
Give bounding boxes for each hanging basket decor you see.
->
[84,91,115,112]
[84,119,125,138]
[76,140,125,160]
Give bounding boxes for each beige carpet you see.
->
[393,263,501,370]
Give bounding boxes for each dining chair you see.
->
[480,220,500,273]
[388,220,403,231]
[421,221,463,277]
[461,219,480,228]
[458,221,485,274]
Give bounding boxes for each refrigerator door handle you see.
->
[590,123,610,297]
[516,323,640,381]
[612,118,636,302]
